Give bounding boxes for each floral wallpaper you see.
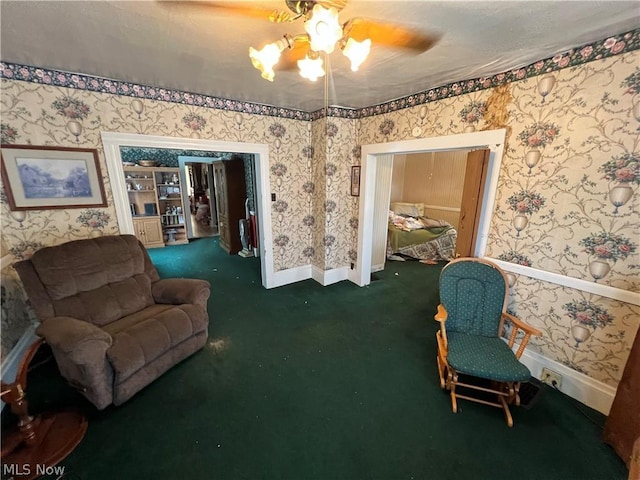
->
[307,115,359,272]
[1,30,638,391]
[504,275,639,384]
[355,48,639,387]
[0,81,314,360]
[310,117,327,267]
[119,147,228,167]
[266,119,314,272]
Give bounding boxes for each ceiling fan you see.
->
[161,0,440,82]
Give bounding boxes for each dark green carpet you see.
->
[14,237,626,480]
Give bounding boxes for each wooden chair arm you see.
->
[502,312,542,359]
[503,312,542,336]
[434,304,448,323]
[434,304,448,350]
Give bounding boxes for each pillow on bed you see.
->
[390,202,424,217]
[420,217,450,228]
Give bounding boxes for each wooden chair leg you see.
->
[512,382,521,406]
[498,395,514,427]
[437,356,446,389]
[450,371,458,413]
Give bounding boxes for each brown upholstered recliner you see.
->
[14,235,210,410]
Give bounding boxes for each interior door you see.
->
[213,161,230,250]
[455,148,490,258]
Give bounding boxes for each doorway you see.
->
[101,132,275,289]
[353,129,507,287]
[178,156,218,239]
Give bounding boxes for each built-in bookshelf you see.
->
[124,165,187,247]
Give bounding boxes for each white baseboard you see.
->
[269,265,350,288]
[519,347,617,415]
[312,266,349,286]
[268,265,312,288]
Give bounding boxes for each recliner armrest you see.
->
[36,316,112,361]
[152,278,211,307]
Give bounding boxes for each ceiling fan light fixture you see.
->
[298,54,325,82]
[342,37,371,71]
[304,4,343,54]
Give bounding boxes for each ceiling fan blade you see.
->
[345,17,440,53]
[317,0,349,12]
[158,1,294,23]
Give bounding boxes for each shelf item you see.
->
[123,165,188,247]
[161,213,185,227]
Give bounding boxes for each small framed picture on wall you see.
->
[350,166,361,197]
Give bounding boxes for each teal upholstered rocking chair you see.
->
[434,258,541,427]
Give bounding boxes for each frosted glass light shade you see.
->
[249,43,284,81]
[304,4,343,54]
[342,37,371,71]
[298,55,325,81]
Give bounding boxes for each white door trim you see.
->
[352,129,508,286]
[100,132,274,289]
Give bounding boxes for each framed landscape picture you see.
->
[1,145,107,210]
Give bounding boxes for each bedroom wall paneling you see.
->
[391,150,469,229]
[371,155,394,272]
[390,154,406,203]
[428,150,468,228]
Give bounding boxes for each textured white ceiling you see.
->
[1,1,639,112]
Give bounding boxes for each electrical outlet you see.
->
[541,367,562,388]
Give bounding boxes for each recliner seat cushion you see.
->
[106,304,208,384]
[447,331,531,382]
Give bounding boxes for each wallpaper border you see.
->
[1,29,638,120]
[343,28,640,119]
